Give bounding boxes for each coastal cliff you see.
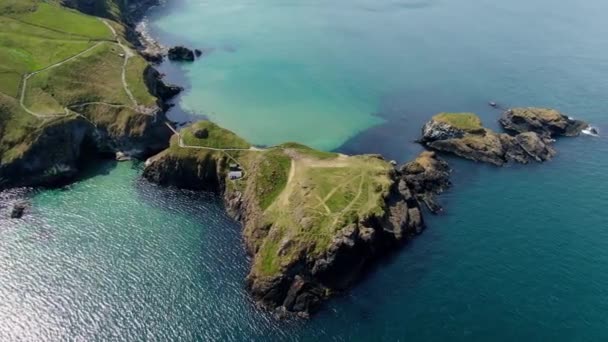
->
[0,108,170,189]
[143,121,451,316]
[0,0,178,189]
[419,109,587,166]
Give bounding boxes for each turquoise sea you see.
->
[2,0,608,340]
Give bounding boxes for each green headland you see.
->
[143,118,438,316]
[0,0,170,187]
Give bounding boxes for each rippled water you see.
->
[2,0,608,340]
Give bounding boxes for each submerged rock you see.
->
[420,113,558,166]
[168,46,196,62]
[500,107,589,137]
[10,202,27,219]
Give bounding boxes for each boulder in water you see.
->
[168,46,195,62]
[10,202,27,219]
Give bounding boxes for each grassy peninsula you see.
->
[144,120,435,316]
[155,122,394,275]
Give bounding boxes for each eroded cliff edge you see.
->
[143,121,451,317]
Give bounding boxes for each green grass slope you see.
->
[433,112,484,132]
[254,151,392,276]
[0,0,158,162]
[181,121,251,149]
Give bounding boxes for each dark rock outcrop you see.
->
[193,128,209,139]
[421,114,558,166]
[500,107,589,138]
[400,151,452,213]
[141,51,163,63]
[143,149,224,193]
[10,202,27,219]
[168,46,196,62]
[0,117,91,188]
[144,66,183,103]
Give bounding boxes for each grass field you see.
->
[24,42,130,109]
[181,121,252,149]
[252,150,393,276]
[0,0,159,160]
[433,112,484,132]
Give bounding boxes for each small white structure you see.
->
[229,171,243,180]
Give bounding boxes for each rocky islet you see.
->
[419,109,589,166]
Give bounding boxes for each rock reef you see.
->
[143,121,451,317]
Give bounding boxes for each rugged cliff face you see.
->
[143,66,183,105]
[400,151,452,213]
[420,112,560,166]
[0,110,171,189]
[143,121,451,317]
[0,116,90,188]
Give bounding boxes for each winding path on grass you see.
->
[18,19,148,120]
[100,19,138,107]
[19,42,104,118]
[163,121,289,179]
[164,122,268,152]
[163,121,368,227]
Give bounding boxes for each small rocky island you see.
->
[167,46,201,62]
[420,108,589,166]
[143,121,451,316]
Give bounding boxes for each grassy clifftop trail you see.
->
[0,0,170,188]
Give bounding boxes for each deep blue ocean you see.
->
[1,0,608,340]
